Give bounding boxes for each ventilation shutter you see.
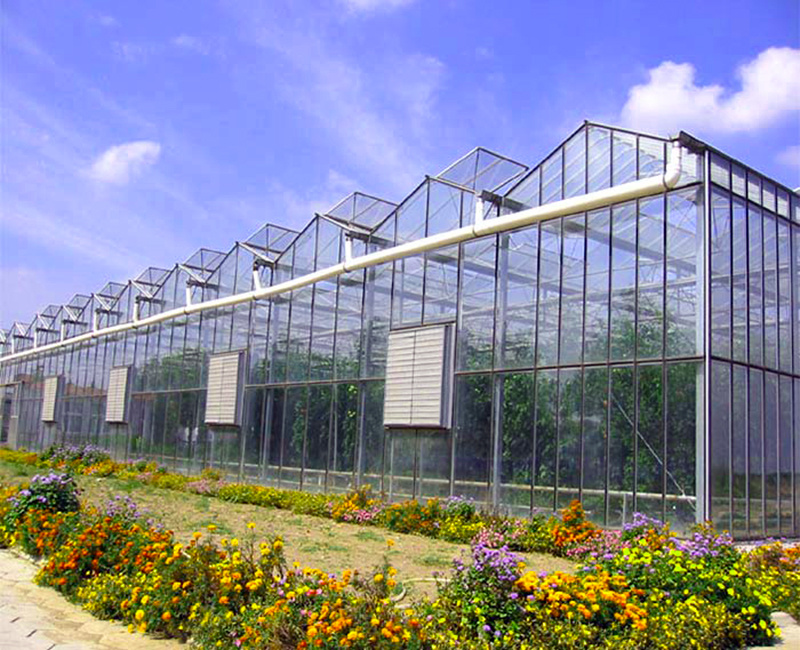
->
[205,351,243,425]
[384,330,416,426]
[410,326,447,424]
[105,366,130,423]
[41,376,60,422]
[384,325,451,428]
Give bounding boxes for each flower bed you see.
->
[6,477,800,650]
[0,445,597,556]
[1,464,798,648]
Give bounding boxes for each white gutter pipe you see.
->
[0,143,682,365]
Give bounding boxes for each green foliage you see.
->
[3,472,80,529]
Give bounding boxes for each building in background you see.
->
[1,121,798,539]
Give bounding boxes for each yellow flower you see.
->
[135,609,145,621]
[141,596,149,605]
[247,522,255,530]
[374,574,384,583]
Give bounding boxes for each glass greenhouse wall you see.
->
[1,122,798,538]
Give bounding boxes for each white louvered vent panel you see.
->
[410,326,446,425]
[105,367,130,423]
[384,325,449,427]
[205,352,242,425]
[383,330,415,426]
[41,376,59,423]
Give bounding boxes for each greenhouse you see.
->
[1,121,798,539]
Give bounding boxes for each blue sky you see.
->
[1,0,799,327]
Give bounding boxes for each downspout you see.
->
[0,144,682,365]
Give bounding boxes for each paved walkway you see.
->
[0,550,182,650]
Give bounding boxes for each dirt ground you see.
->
[0,461,575,601]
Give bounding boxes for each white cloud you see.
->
[172,34,210,55]
[777,145,800,169]
[230,4,445,197]
[95,14,118,28]
[112,41,158,63]
[89,141,162,184]
[338,0,415,13]
[621,47,800,135]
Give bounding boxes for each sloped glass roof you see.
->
[437,146,528,194]
[325,192,397,230]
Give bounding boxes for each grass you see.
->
[0,459,575,599]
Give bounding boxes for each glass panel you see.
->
[495,227,537,369]
[608,366,634,526]
[762,181,776,214]
[747,172,761,205]
[242,388,265,481]
[304,385,331,492]
[637,197,665,359]
[638,137,664,178]
[795,379,800,537]
[666,187,703,357]
[749,205,764,366]
[540,149,563,205]
[710,361,731,530]
[559,215,585,365]
[796,228,800,375]
[779,376,793,535]
[557,368,582,509]
[587,126,611,192]
[609,202,636,361]
[563,129,586,198]
[499,372,534,517]
[280,386,306,489]
[637,364,665,520]
[710,153,730,188]
[507,167,540,208]
[310,279,336,381]
[748,369,763,536]
[731,366,748,537]
[334,271,364,380]
[453,374,492,504]
[763,214,778,370]
[666,361,698,532]
[612,131,636,185]
[584,208,611,363]
[731,164,746,196]
[427,179,463,234]
[424,245,459,323]
[360,381,385,489]
[393,245,425,326]
[582,366,608,524]
[776,188,789,218]
[330,383,358,493]
[710,189,732,358]
[534,369,558,513]
[777,221,792,372]
[764,373,779,535]
[458,238,496,371]
[536,221,561,366]
[419,430,452,500]
[387,430,416,502]
[732,199,748,362]
[287,287,312,381]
